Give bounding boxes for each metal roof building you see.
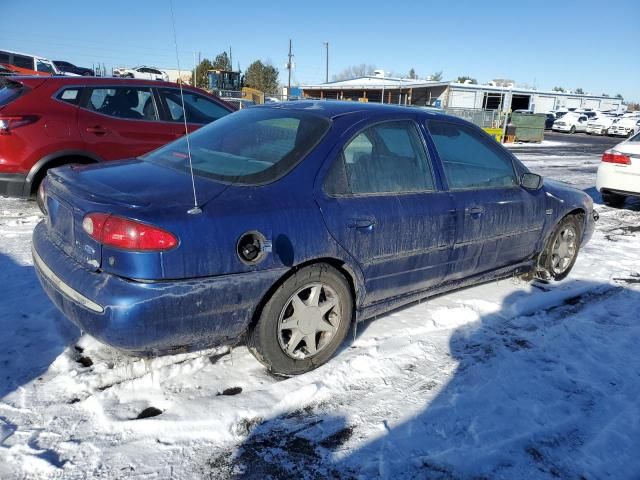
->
[301,77,623,113]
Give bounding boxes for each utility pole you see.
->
[287,39,294,98]
[229,46,232,71]
[193,52,197,87]
[323,42,329,83]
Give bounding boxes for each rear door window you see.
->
[328,120,435,195]
[158,89,230,124]
[84,87,158,121]
[426,120,517,190]
[56,88,83,105]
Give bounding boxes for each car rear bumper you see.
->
[596,163,640,197]
[32,221,287,355]
[0,173,28,197]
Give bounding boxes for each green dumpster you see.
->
[511,112,546,142]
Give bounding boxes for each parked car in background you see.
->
[113,66,169,81]
[544,113,555,130]
[552,113,588,134]
[0,49,60,75]
[53,60,94,76]
[575,109,597,119]
[0,64,17,76]
[32,101,597,375]
[0,62,52,76]
[586,114,619,135]
[0,76,234,197]
[608,113,640,137]
[596,131,640,207]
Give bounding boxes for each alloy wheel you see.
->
[277,283,341,359]
[551,225,577,275]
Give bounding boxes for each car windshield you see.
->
[145,107,331,185]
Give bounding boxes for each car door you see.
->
[576,115,588,132]
[77,85,174,160]
[316,118,456,305]
[156,87,232,137]
[425,119,546,281]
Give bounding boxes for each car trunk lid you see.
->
[42,159,229,272]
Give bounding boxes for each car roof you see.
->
[259,100,457,121]
[11,75,181,89]
[0,49,50,60]
[5,75,237,110]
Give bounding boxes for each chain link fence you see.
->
[442,107,504,128]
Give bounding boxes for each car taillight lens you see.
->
[602,151,631,165]
[0,115,39,134]
[82,213,178,251]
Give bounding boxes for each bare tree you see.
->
[456,75,477,84]
[332,64,377,81]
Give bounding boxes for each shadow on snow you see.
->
[206,279,640,479]
[0,252,79,402]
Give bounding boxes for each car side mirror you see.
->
[521,172,543,190]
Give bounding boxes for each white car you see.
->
[586,114,619,135]
[608,113,640,137]
[596,132,640,207]
[552,113,588,134]
[113,66,169,81]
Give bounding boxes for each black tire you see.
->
[569,126,576,134]
[248,264,353,375]
[602,192,626,208]
[538,215,582,281]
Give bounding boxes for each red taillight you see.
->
[82,213,178,251]
[602,151,631,165]
[0,115,39,134]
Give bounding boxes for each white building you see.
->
[301,77,623,113]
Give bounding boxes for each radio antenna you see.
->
[169,0,201,215]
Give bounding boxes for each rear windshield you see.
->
[145,107,331,185]
[0,79,23,107]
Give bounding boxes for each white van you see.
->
[0,49,61,75]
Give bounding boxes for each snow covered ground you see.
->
[1,139,639,479]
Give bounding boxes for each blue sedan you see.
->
[33,101,597,375]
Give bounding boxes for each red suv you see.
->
[0,76,235,197]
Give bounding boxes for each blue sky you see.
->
[2,0,638,100]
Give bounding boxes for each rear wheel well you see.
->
[30,155,97,195]
[247,258,358,336]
